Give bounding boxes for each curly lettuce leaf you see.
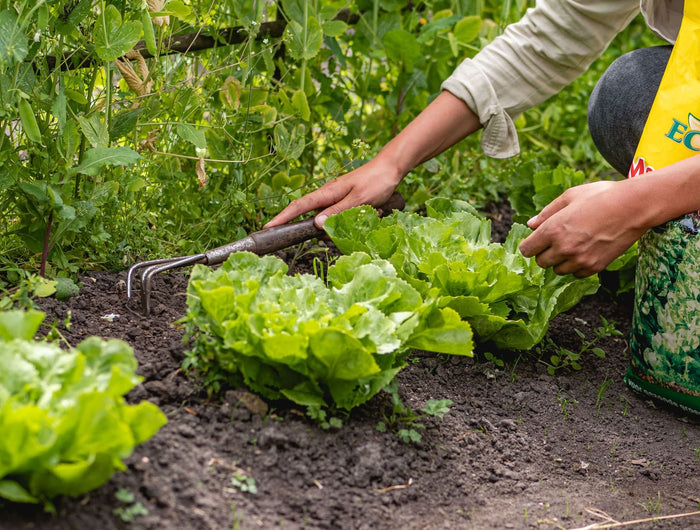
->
[325,198,598,350]
[184,251,472,410]
[0,310,166,504]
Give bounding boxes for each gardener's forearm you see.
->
[265,91,481,228]
[374,90,482,178]
[631,154,700,230]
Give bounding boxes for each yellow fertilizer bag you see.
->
[625,1,700,413]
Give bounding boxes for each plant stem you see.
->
[300,0,308,92]
[74,67,98,199]
[105,61,112,143]
[40,210,53,277]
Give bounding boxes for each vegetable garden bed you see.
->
[2,207,700,530]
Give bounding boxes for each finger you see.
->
[527,192,571,229]
[314,190,384,228]
[533,248,564,270]
[264,181,350,228]
[552,261,580,276]
[519,228,552,259]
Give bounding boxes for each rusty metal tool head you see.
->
[127,192,405,314]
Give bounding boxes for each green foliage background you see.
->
[0,0,661,286]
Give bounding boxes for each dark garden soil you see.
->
[3,206,700,530]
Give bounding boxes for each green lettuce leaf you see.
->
[325,198,598,350]
[0,310,166,504]
[184,251,473,410]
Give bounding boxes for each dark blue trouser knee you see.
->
[588,45,672,176]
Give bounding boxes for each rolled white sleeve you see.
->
[442,0,640,158]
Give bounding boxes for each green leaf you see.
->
[115,489,135,503]
[309,329,380,381]
[0,310,45,341]
[417,14,461,44]
[176,123,207,149]
[421,399,453,418]
[55,0,92,36]
[64,88,88,105]
[93,5,143,62]
[273,123,305,159]
[280,0,305,25]
[0,168,15,192]
[453,16,482,44]
[286,17,323,61]
[71,147,141,177]
[52,90,68,132]
[33,279,58,298]
[77,114,109,148]
[155,0,192,22]
[110,109,143,141]
[380,0,405,11]
[18,181,49,203]
[0,480,39,503]
[291,89,310,121]
[251,105,277,128]
[323,20,348,37]
[383,29,421,72]
[0,10,28,67]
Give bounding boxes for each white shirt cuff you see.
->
[441,58,520,159]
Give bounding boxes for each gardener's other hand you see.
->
[519,180,648,277]
[263,157,402,229]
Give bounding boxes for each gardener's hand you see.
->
[263,157,403,229]
[519,180,649,277]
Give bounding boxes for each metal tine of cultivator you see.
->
[127,253,206,314]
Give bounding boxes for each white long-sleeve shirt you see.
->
[441,0,684,158]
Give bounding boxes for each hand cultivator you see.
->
[127,193,405,314]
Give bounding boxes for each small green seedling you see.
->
[306,405,343,430]
[377,380,453,443]
[557,390,578,420]
[483,351,505,368]
[595,376,614,413]
[113,489,149,523]
[636,491,662,515]
[231,472,258,494]
[537,316,621,375]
